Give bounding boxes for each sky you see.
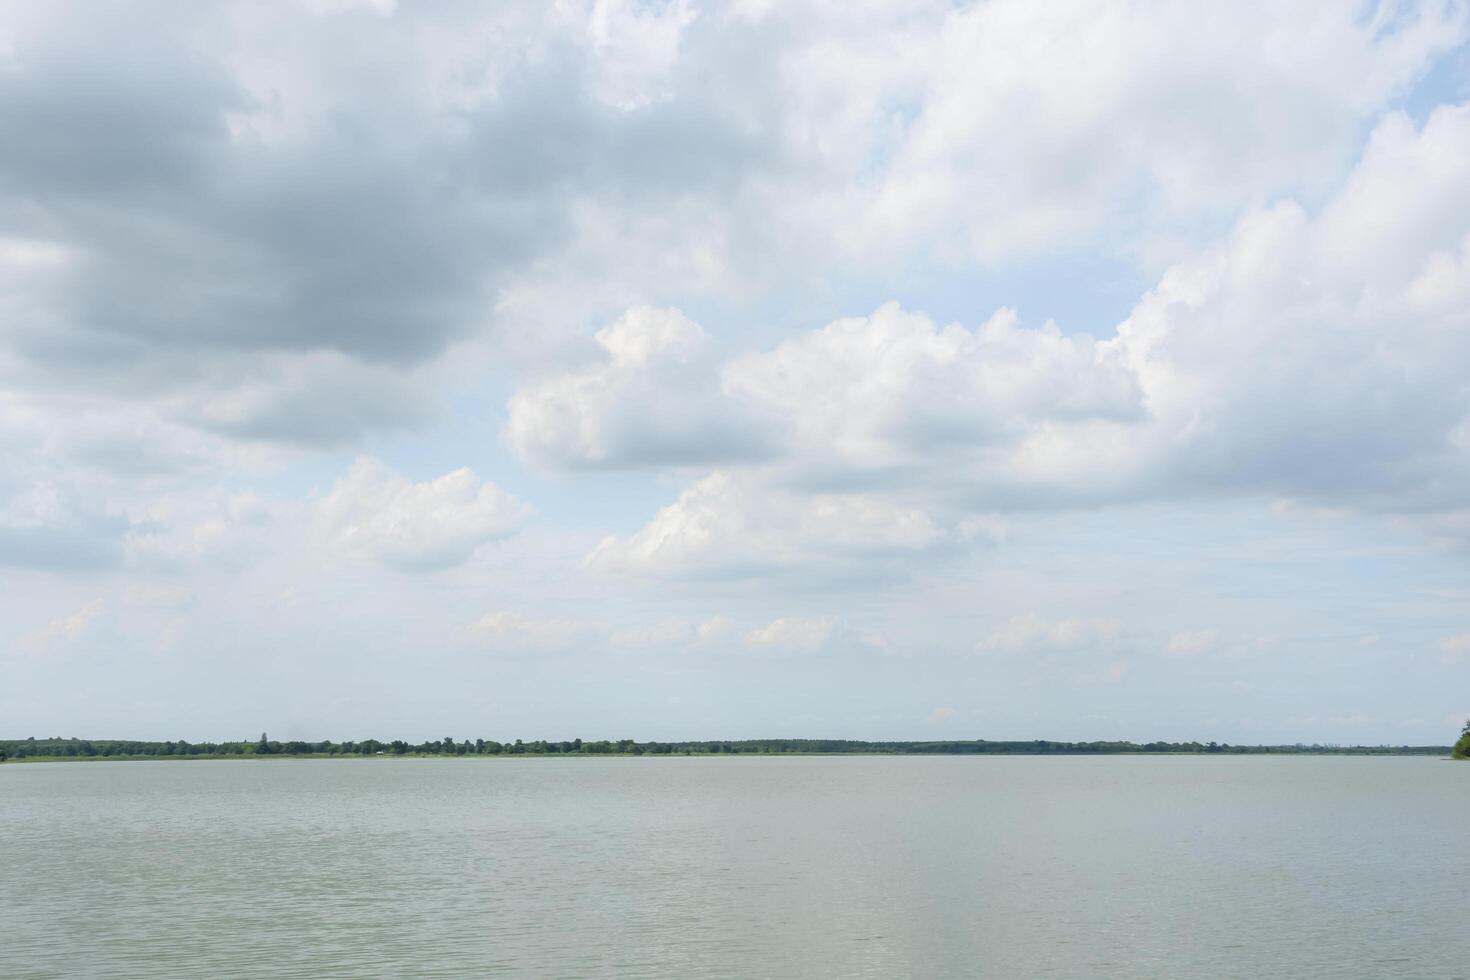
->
[3,0,1470,745]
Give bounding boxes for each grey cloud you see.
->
[0,3,777,366]
[0,515,127,572]
[179,353,434,448]
[0,6,240,203]
[459,53,772,201]
[0,1,781,459]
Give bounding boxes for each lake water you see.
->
[3,756,1467,979]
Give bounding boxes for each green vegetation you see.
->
[0,734,1452,762]
[1453,720,1470,760]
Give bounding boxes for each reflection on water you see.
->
[3,756,1468,979]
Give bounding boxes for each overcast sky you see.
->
[4,0,1470,744]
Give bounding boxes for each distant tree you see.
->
[1453,720,1470,760]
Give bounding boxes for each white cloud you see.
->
[609,619,693,649]
[1164,629,1219,657]
[467,610,586,651]
[0,477,129,571]
[531,101,1470,573]
[696,614,734,644]
[980,614,1123,654]
[514,302,1142,478]
[21,599,104,657]
[610,614,733,649]
[124,491,277,571]
[1109,107,1470,512]
[301,0,398,16]
[506,306,770,470]
[744,615,837,650]
[585,0,698,111]
[587,471,994,579]
[126,583,197,609]
[722,304,1142,474]
[777,0,1466,264]
[1440,632,1470,663]
[316,457,526,571]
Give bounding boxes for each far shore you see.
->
[2,752,1455,765]
[1,735,1453,766]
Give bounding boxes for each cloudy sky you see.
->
[4,0,1470,744]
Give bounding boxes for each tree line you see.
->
[0,734,1452,762]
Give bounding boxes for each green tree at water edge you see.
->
[1453,720,1470,760]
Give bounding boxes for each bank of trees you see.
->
[0,735,1453,761]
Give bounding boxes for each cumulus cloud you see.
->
[1164,629,1219,657]
[540,101,1470,576]
[0,478,130,572]
[696,614,735,644]
[125,490,277,572]
[315,457,526,571]
[722,304,1142,482]
[743,615,838,650]
[587,471,999,579]
[606,95,1470,509]
[466,610,586,651]
[980,614,1124,654]
[20,599,104,657]
[512,302,1143,479]
[1440,632,1470,663]
[796,0,1466,263]
[126,583,197,609]
[1110,106,1470,510]
[610,614,732,649]
[506,306,771,470]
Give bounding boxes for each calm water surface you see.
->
[3,756,1467,979]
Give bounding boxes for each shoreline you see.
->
[3,749,1452,764]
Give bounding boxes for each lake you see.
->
[3,756,1467,978]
